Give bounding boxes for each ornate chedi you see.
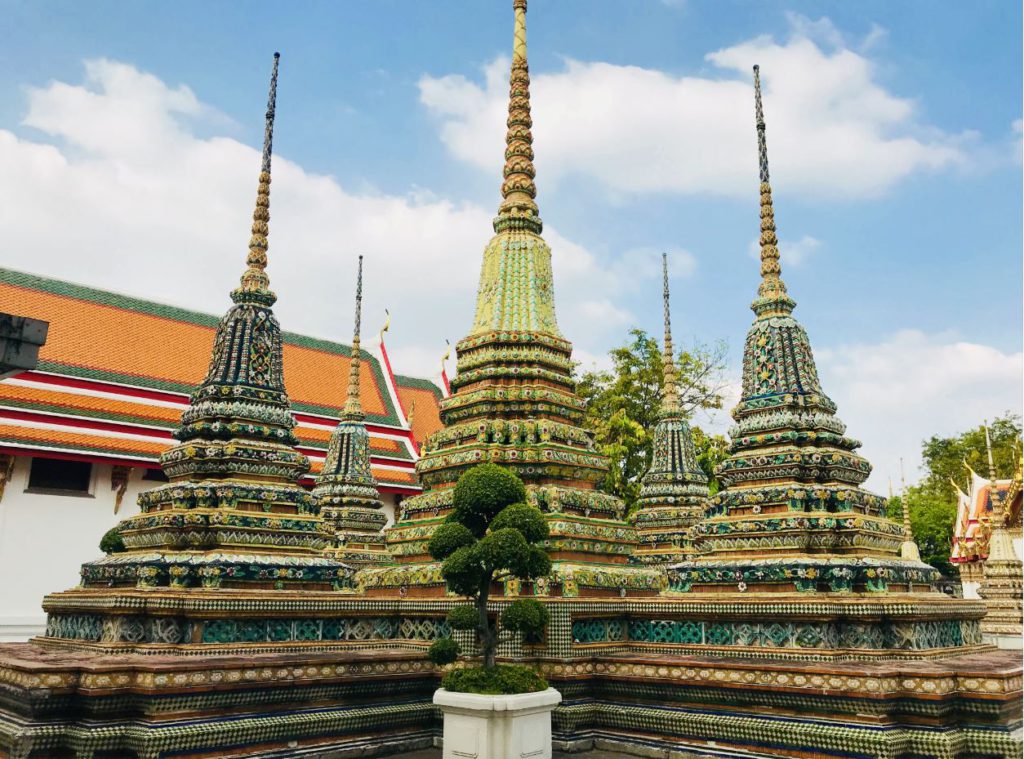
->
[667,66,986,650]
[978,424,1024,648]
[312,256,390,565]
[630,253,709,564]
[0,55,441,759]
[47,52,347,605]
[361,0,663,599]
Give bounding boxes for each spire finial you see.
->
[342,256,365,421]
[660,253,681,416]
[984,420,1006,530]
[751,65,794,318]
[494,0,542,234]
[234,53,280,305]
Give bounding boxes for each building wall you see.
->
[0,456,145,641]
[0,454,405,641]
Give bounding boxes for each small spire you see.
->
[342,256,365,421]
[234,53,281,305]
[494,0,542,234]
[660,253,681,416]
[984,420,1006,530]
[899,457,920,561]
[751,65,794,318]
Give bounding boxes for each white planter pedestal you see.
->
[434,687,562,759]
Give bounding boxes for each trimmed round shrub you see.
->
[428,637,460,666]
[447,604,480,631]
[490,503,548,544]
[442,664,547,695]
[452,464,527,536]
[501,598,549,635]
[440,545,486,597]
[477,528,530,573]
[525,545,552,578]
[99,526,126,554]
[429,522,476,561]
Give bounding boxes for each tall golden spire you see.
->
[234,53,280,305]
[984,420,1016,561]
[661,253,682,416]
[342,255,364,421]
[495,0,542,234]
[751,65,794,318]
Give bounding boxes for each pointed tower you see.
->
[362,0,663,599]
[977,422,1023,647]
[313,256,390,565]
[51,54,346,606]
[664,67,986,656]
[899,458,921,561]
[630,254,709,564]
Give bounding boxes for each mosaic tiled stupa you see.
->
[46,54,350,620]
[630,253,709,564]
[361,0,664,599]
[312,256,391,565]
[667,65,984,649]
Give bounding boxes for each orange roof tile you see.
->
[0,268,442,492]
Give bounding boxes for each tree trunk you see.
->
[478,575,496,669]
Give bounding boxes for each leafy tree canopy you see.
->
[576,329,729,508]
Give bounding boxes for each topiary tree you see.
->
[427,464,552,690]
[99,525,126,554]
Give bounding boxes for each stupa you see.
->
[47,52,350,614]
[978,424,1024,647]
[0,54,440,759]
[667,64,982,645]
[629,253,709,564]
[360,0,664,600]
[312,255,391,566]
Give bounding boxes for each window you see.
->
[26,457,93,496]
[142,468,168,483]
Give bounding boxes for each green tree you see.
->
[427,464,550,693]
[576,329,729,508]
[921,414,1021,500]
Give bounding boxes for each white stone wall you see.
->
[961,580,981,600]
[0,455,410,641]
[0,457,145,641]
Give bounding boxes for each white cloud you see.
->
[816,330,1023,489]
[747,234,821,267]
[0,59,633,379]
[419,17,975,199]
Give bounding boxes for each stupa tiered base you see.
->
[0,643,437,759]
[0,594,1020,758]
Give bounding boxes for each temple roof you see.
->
[0,267,443,492]
[951,473,1022,563]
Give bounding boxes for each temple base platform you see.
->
[0,643,1019,759]
[0,643,438,759]
[546,650,1023,759]
[0,593,1020,758]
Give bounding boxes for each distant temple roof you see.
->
[0,268,444,493]
[951,471,1023,564]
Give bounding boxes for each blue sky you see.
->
[2,0,1021,486]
